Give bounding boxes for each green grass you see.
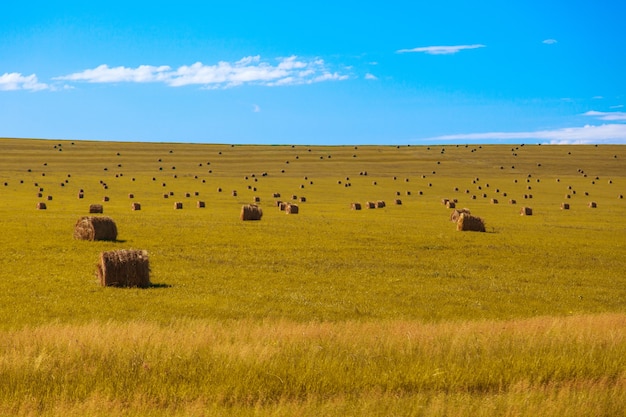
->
[1,138,625,415]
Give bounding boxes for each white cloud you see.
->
[543,39,558,45]
[429,124,626,144]
[365,73,378,80]
[396,44,486,55]
[252,104,261,113]
[0,72,49,91]
[610,104,624,109]
[583,110,626,121]
[56,56,348,89]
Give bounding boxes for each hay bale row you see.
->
[97,249,150,288]
[456,213,486,232]
[74,216,117,241]
[241,204,263,220]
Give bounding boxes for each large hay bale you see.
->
[74,216,117,241]
[89,204,104,213]
[286,204,299,214]
[241,204,263,220]
[520,207,533,216]
[96,249,150,288]
[456,213,486,232]
[351,202,362,210]
[450,208,471,222]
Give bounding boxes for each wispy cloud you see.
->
[0,72,49,91]
[56,56,348,89]
[252,104,261,113]
[583,110,626,121]
[542,39,558,45]
[396,44,486,55]
[365,73,378,80]
[428,124,626,144]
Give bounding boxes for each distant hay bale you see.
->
[456,213,485,232]
[47,195,53,201]
[74,216,117,241]
[441,198,449,205]
[131,202,141,211]
[520,207,533,216]
[366,201,376,209]
[89,204,104,213]
[174,202,183,209]
[197,201,205,208]
[241,204,263,220]
[395,199,402,205]
[96,249,150,288]
[279,202,287,211]
[254,196,261,202]
[286,204,299,214]
[446,201,456,208]
[509,199,517,204]
[128,193,134,199]
[588,201,597,208]
[376,201,386,208]
[103,196,109,202]
[351,203,362,210]
[276,200,283,207]
[450,208,471,222]
[232,190,237,197]
[561,203,570,210]
[299,196,306,202]
[37,202,47,210]
[491,198,498,204]
[77,192,84,199]
[273,193,281,198]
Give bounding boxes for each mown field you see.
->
[1,138,625,416]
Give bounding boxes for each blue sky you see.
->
[1,1,625,145]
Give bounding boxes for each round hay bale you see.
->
[97,249,150,288]
[197,201,205,208]
[491,198,499,204]
[103,196,110,202]
[446,201,456,208]
[89,204,104,214]
[36,202,47,210]
[376,201,386,208]
[241,204,263,220]
[395,199,402,205]
[509,199,517,204]
[561,203,570,210]
[299,196,306,202]
[131,202,141,211]
[351,202,362,210]
[286,204,299,214]
[456,213,486,232]
[174,202,183,209]
[588,201,597,208]
[74,216,117,241]
[450,208,471,222]
[520,207,533,216]
[366,201,376,209]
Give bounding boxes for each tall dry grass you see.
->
[1,314,625,416]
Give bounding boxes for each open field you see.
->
[1,138,625,415]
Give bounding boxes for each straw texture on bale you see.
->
[89,204,103,213]
[74,216,117,241]
[286,204,299,214]
[240,204,263,220]
[96,249,150,288]
[456,213,486,232]
[450,208,471,222]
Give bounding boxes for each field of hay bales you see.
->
[1,138,625,416]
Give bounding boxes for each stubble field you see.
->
[1,138,625,416]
